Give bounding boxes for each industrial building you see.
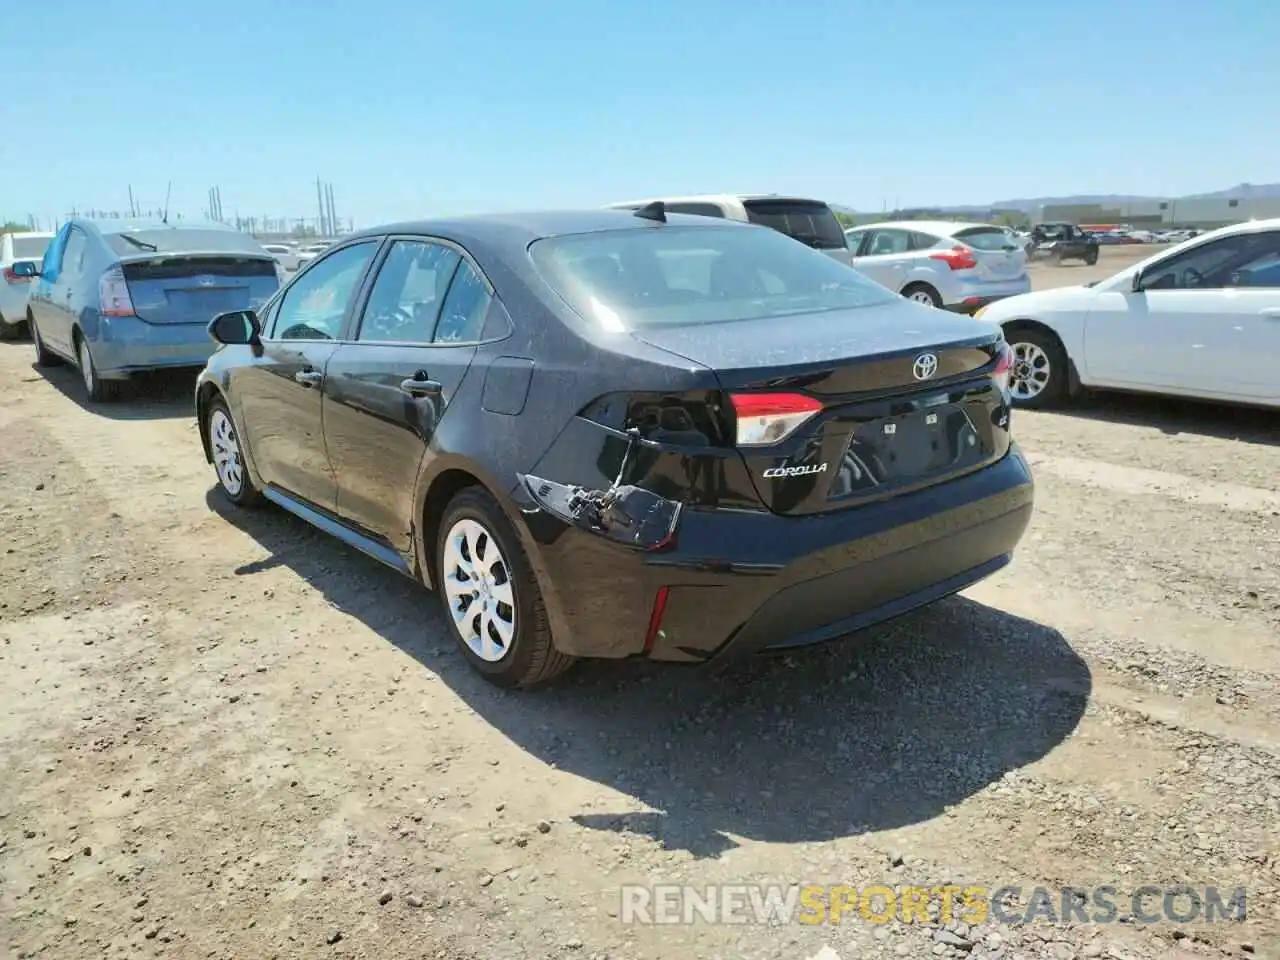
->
[1035,196,1280,229]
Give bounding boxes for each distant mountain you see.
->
[834,183,1280,216]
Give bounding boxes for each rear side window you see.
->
[104,228,265,258]
[434,260,492,343]
[864,229,911,255]
[359,239,461,343]
[910,231,942,251]
[60,228,89,278]
[530,223,895,331]
[666,202,727,218]
[12,236,51,259]
[953,227,1016,251]
[742,199,847,250]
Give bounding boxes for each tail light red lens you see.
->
[729,391,824,446]
[929,246,978,271]
[98,265,136,317]
[3,266,28,284]
[992,341,1014,392]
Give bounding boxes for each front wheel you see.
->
[1005,327,1068,408]
[1084,249,1099,266]
[435,488,574,688]
[206,397,262,506]
[31,313,60,367]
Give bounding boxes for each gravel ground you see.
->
[2,246,1278,960]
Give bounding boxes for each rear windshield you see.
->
[953,227,1017,251]
[742,199,848,250]
[11,236,51,259]
[103,228,265,258]
[530,224,896,331]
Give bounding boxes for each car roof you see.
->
[848,220,1003,236]
[79,217,240,235]
[606,194,833,208]
[345,208,756,251]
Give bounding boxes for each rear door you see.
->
[235,239,382,511]
[850,228,913,290]
[742,198,853,265]
[324,237,496,552]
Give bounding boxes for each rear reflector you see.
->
[929,246,978,270]
[729,391,823,446]
[98,265,135,317]
[643,586,671,655]
[992,340,1014,392]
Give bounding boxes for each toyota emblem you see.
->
[912,352,939,381]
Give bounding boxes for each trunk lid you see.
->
[951,227,1027,280]
[631,299,1012,516]
[120,254,280,324]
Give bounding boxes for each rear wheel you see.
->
[77,335,123,402]
[1005,326,1068,408]
[0,313,25,341]
[901,283,942,308]
[435,487,574,688]
[31,313,59,367]
[1084,248,1099,266]
[206,397,262,507]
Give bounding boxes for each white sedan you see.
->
[976,218,1280,409]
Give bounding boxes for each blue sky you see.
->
[2,0,1277,228]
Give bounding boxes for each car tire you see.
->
[1084,249,1099,266]
[0,314,25,341]
[205,396,263,507]
[901,283,942,308]
[435,487,574,688]
[76,335,124,402]
[1004,325,1068,409]
[31,313,60,367]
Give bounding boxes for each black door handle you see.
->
[399,376,442,398]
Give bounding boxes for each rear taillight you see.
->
[729,391,824,446]
[3,266,28,284]
[992,341,1014,393]
[929,246,978,270]
[98,266,135,317]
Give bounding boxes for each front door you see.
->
[1084,229,1280,401]
[324,237,493,553]
[850,228,912,291]
[236,239,382,512]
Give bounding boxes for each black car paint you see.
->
[198,211,1033,664]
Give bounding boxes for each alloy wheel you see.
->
[441,517,516,662]
[209,409,245,496]
[1010,341,1052,401]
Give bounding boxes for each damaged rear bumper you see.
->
[512,445,1035,662]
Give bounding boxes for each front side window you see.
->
[910,231,942,251]
[270,240,377,340]
[1141,232,1280,291]
[530,223,897,332]
[60,228,89,279]
[358,239,460,343]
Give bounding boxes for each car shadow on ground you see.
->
[207,488,1091,858]
[1052,391,1280,447]
[31,362,197,421]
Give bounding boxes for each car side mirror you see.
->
[9,260,39,279]
[208,309,261,349]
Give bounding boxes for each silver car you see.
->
[843,220,1031,312]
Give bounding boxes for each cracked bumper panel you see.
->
[517,444,1034,662]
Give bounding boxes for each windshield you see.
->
[742,199,848,250]
[953,227,1017,252]
[104,228,266,257]
[530,224,897,331]
[11,236,51,259]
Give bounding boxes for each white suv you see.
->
[0,230,54,339]
[843,220,1030,312]
[605,194,855,266]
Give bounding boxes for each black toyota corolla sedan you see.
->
[196,205,1034,688]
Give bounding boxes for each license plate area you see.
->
[828,402,988,499]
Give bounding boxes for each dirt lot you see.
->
[2,245,1279,960]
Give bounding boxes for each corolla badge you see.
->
[762,463,829,479]
[912,352,939,381]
